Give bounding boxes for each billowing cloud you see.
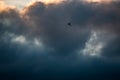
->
[0,0,120,63]
[0,0,120,79]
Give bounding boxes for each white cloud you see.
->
[81,31,105,57]
[11,35,26,44]
[9,33,45,50]
[34,38,43,47]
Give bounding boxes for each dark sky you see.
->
[0,0,120,80]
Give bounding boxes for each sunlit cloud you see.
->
[11,35,26,44]
[0,1,15,12]
[86,0,113,3]
[1,0,118,10]
[1,0,64,9]
[81,31,105,57]
[38,0,64,4]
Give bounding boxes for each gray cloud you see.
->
[0,0,120,61]
[0,0,120,62]
[102,37,120,61]
[22,1,120,57]
[0,1,120,79]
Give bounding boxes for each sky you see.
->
[0,0,120,80]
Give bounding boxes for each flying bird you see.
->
[67,22,72,26]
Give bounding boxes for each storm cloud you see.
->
[0,0,120,79]
[14,1,120,57]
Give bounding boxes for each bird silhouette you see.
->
[67,22,72,26]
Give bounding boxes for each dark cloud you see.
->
[0,7,27,36]
[102,37,120,61]
[22,1,91,55]
[0,1,120,79]
[22,1,120,57]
